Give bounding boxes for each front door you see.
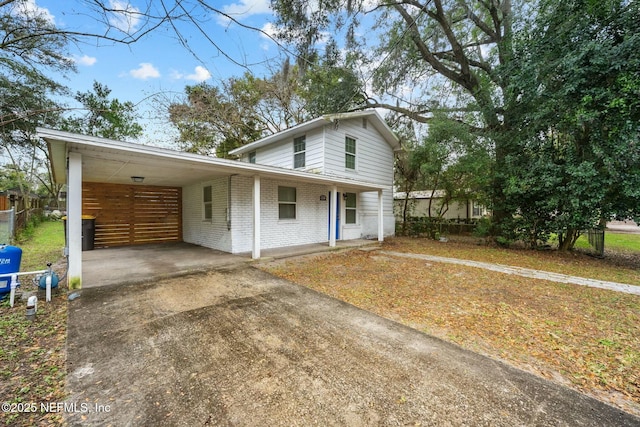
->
[328,191,340,240]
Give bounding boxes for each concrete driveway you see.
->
[81,241,375,288]
[66,263,639,426]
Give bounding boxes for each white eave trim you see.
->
[37,127,389,192]
[228,110,400,156]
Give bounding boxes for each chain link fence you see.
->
[0,208,15,244]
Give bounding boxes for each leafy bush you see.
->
[473,217,492,238]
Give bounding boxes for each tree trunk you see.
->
[558,228,581,251]
[402,194,411,235]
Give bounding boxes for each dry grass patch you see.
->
[262,246,640,416]
[386,236,640,286]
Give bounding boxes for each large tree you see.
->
[272,0,524,232]
[167,49,367,157]
[273,0,639,250]
[167,67,302,158]
[0,0,75,218]
[59,81,143,140]
[503,0,640,249]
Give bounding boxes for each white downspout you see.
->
[378,189,384,242]
[252,175,261,259]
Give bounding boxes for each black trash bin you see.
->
[62,215,96,251]
[82,216,96,251]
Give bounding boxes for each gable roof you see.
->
[38,128,389,192]
[229,110,401,156]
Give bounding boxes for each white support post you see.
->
[329,186,337,247]
[378,189,384,242]
[68,152,83,288]
[252,175,261,259]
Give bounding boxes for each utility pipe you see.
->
[1,269,48,308]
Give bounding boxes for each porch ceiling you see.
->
[41,128,389,191]
[62,143,234,187]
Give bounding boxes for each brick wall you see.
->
[230,176,330,253]
[182,177,232,252]
[184,175,393,255]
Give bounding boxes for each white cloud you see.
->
[222,0,271,17]
[75,55,97,66]
[169,70,184,80]
[170,66,212,82]
[261,22,278,39]
[185,66,211,82]
[217,0,271,25]
[129,63,160,80]
[13,0,55,24]
[108,0,141,33]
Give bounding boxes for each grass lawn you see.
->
[0,220,67,427]
[262,236,640,416]
[575,232,640,253]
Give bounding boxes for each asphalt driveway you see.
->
[66,264,639,426]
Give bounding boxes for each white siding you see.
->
[323,118,394,186]
[244,128,325,173]
[324,118,395,239]
[226,116,397,248]
[359,190,395,238]
[182,177,232,252]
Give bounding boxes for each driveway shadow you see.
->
[66,265,639,426]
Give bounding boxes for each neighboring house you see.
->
[37,110,400,289]
[394,190,488,220]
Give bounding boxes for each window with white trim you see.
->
[248,151,256,163]
[293,136,305,168]
[345,136,356,169]
[203,185,212,221]
[345,192,357,224]
[278,186,296,219]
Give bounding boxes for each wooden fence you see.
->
[82,182,182,247]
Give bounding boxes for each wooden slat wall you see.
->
[83,182,182,247]
[0,197,7,211]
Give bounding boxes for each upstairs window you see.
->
[278,186,296,220]
[294,136,306,168]
[345,192,357,224]
[203,185,212,221]
[345,136,356,170]
[248,151,256,163]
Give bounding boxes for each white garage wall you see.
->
[182,176,232,252]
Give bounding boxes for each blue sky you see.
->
[31,0,284,144]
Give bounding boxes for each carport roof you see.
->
[39,128,389,191]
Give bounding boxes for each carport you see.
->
[39,128,388,290]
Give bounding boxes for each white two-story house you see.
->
[229,110,401,243]
[39,110,400,289]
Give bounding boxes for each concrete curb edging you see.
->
[381,251,640,296]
